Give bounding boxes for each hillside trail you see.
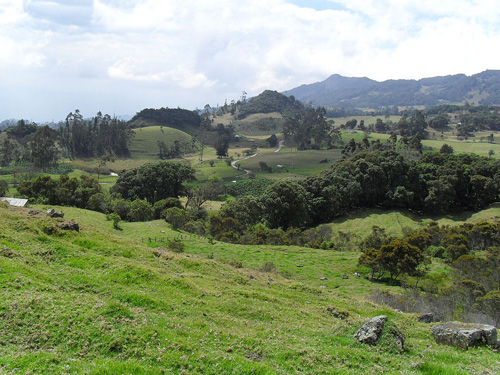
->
[231,153,258,176]
[230,139,284,177]
[274,140,285,152]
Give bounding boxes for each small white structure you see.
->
[110,172,119,177]
[0,197,29,208]
[277,164,284,169]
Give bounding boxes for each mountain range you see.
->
[283,70,500,109]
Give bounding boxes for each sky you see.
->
[1,0,500,122]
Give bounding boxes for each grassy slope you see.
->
[1,205,499,374]
[129,126,194,160]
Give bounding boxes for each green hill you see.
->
[129,126,194,159]
[1,204,499,374]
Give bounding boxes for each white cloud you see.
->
[0,0,500,120]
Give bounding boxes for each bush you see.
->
[165,207,190,230]
[106,213,122,229]
[88,192,112,213]
[128,199,153,222]
[153,197,183,219]
[0,180,8,196]
[167,239,185,253]
[261,262,276,273]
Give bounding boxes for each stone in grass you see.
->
[354,315,387,345]
[417,313,434,323]
[432,322,498,350]
[0,248,14,257]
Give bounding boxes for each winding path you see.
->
[230,139,284,177]
[231,152,258,176]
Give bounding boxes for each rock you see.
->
[354,315,388,345]
[432,322,498,350]
[46,208,64,218]
[0,248,14,257]
[418,313,434,323]
[342,275,349,279]
[320,277,327,280]
[57,221,79,232]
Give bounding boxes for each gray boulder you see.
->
[432,322,498,350]
[418,313,434,323]
[354,315,388,345]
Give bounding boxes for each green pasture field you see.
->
[129,126,194,159]
[236,149,343,178]
[1,204,499,373]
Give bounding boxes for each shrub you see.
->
[0,180,8,196]
[153,197,183,219]
[167,239,185,253]
[106,213,122,229]
[261,262,276,273]
[165,207,190,230]
[128,199,153,222]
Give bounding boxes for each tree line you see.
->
[0,112,133,172]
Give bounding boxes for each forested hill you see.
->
[128,107,201,132]
[238,90,302,118]
[283,70,500,108]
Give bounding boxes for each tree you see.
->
[475,291,500,326]
[111,161,195,204]
[440,144,454,154]
[0,180,8,196]
[359,239,427,284]
[214,135,229,158]
[30,125,59,171]
[266,134,278,148]
[260,181,310,229]
[165,207,190,230]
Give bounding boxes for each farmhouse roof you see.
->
[0,197,30,207]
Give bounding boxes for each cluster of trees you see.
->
[283,107,339,150]
[1,121,60,171]
[366,221,500,326]
[237,90,299,118]
[60,110,132,159]
[130,107,201,130]
[301,151,500,226]
[0,112,133,172]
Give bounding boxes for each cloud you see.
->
[1,0,500,120]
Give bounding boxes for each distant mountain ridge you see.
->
[283,70,500,109]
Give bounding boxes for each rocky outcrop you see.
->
[417,313,434,323]
[432,322,498,350]
[354,315,387,345]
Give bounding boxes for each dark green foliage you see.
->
[111,161,195,204]
[165,207,191,230]
[260,181,311,229]
[59,110,132,159]
[266,134,278,148]
[30,125,59,171]
[128,199,153,222]
[238,90,300,118]
[18,175,101,208]
[226,178,274,198]
[5,119,38,139]
[214,135,229,158]
[283,107,331,150]
[439,144,454,154]
[167,239,185,253]
[359,239,427,283]
[153,198,183,219]
[130,107,201,130]
[0,180,8,196]
[106,213,122,229]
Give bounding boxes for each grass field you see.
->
[129,126,194,159]
[2,204,500,374]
